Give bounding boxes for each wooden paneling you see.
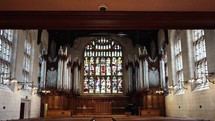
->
[41,96,69,110]
[70,96,130,115]
[153,95,158,108]
[141,109,160,116]
[133,90,165,116]
[41,94,165,116]
[95,102,112,115]
[147,95,152,108]
[47,110,73,118]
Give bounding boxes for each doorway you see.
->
[19,102,25,119]
[20,99,30,119]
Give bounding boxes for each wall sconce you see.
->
[17,81,34,91]
[0,72,17,85]
[155,90,164,94]
[32,87,38,94]
[41,89,50,94]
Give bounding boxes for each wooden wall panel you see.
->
[158,95,165,108]
[95,102,112,115]
[135,91,165,117]
[152,95,158,108]
[70,96,130,115]
[147,95,152,108]
[41,94,164,116]
[41,96,69,110]
[48,96,54,109]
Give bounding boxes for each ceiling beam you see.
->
[0,11,215,29]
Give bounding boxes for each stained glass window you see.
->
[83,37,123,94]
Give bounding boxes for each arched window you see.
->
[83,37,123,94]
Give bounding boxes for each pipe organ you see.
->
[57,47,73,91]
[40,50,47,91]
[126,47,167,92]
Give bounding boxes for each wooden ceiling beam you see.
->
[0,11,215,29]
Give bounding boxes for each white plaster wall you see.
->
[29,30,41,118]
[166,30,215,121]
[30,94,41,118]
[0,88,21,120]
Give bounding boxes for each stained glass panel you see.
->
[83,37,123,94]
[112,77,117,93]
[84,57,89,76]
[117,57,122,76]
[101,57,106,75]
[112,57,117,75]
[106,77,111,93]
[84,77,89,93]
[95,77,100,93]
[106,58,111,75]
[96,57,100,75]
[117,77,123,93]
[101,77,106,93]
[89,77,94,93]
[90,57,94,75]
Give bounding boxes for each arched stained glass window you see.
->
[83,37,123,94]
